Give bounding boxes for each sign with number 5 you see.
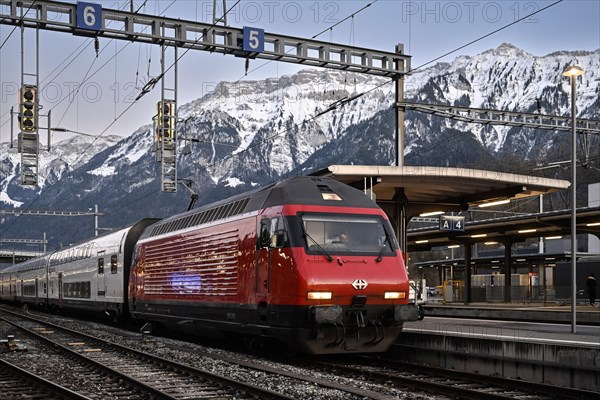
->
[243,27,264,53]
[76,2,102,31]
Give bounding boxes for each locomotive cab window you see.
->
[301,213,396,257]
[258,220,270,249]
[258,216,288,249]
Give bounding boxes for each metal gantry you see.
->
[0,233,47,263]
[0,0,410,77]
[0,205,104,236]
[400,101,600,134]
[1,0,411,190]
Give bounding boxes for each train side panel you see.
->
[4,257,50,307]
[129,212,260,331]
[0,266,18,302]
[45,219,158,318]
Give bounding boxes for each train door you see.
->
[256,218,271,297]
[44,264,49,304]
[58,272,63,306]
[97,255,106,297]
[256,216,285,295]
[35,277,39,304]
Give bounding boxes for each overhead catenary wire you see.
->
[0,0,37,50]
[92,0,575,212]
[0,0,177,237]
[14,0,383,231]
[410,0,564,72]
[186,0,575,185]
[0,0,239,237]
[0,1,142,132]
[0,0,579,240]
[0,0,39,132]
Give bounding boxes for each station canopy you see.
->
[310,165,600,252]
[311,165,569,214]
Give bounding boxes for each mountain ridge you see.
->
[1,43,598,246]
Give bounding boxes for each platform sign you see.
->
[76,2,102,31]
[439,215,465,232]
[243,27,264,53]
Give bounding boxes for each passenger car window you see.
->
[111,255,118,274]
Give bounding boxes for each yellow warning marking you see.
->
[83,349,102,352]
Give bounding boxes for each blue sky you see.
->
[1,0,599,142]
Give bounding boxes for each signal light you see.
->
[19,85,38,132]
[156,100,176,141]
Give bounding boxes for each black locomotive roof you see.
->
[143,176,379,239]
[262,176,379,209]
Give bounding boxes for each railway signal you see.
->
[19,85,38,132]
[156,100,176,142]
[154,99,177,192]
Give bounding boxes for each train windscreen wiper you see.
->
[303,230,334,262]
[376,231,392,263]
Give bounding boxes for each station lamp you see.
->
[518,229,537,234]
[478,199,510,208]
[419,211,444,217]
[562,64,584,334]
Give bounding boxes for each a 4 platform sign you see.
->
[439,215,465,232]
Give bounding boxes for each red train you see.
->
[2,176,420,354]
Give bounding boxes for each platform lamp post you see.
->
[562,65,584,333]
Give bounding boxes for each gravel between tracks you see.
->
[1,310,437,399]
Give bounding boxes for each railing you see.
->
[428,283,595,303]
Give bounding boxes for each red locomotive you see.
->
[129,176,419,354]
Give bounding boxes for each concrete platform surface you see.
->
[423,301,600,326]
[397,311,600,392]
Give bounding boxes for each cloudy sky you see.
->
[1,0,598,143]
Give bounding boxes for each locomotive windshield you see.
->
[300,213,397,257]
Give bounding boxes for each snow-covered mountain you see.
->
[1,43,599,246]
[404,43,599,158]
[0,135,122,207]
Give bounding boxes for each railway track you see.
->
[0,358,91,400]
[0,307,293,400]
[301,356,595,400]
[0,307,411,399]
[4,305,594,399]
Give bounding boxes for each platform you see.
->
[393,303,600,392]
[423,301,600,326]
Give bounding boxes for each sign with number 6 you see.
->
[76,2,102,31]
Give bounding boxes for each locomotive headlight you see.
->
[384,291,406,299]
[307,291,332,300]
